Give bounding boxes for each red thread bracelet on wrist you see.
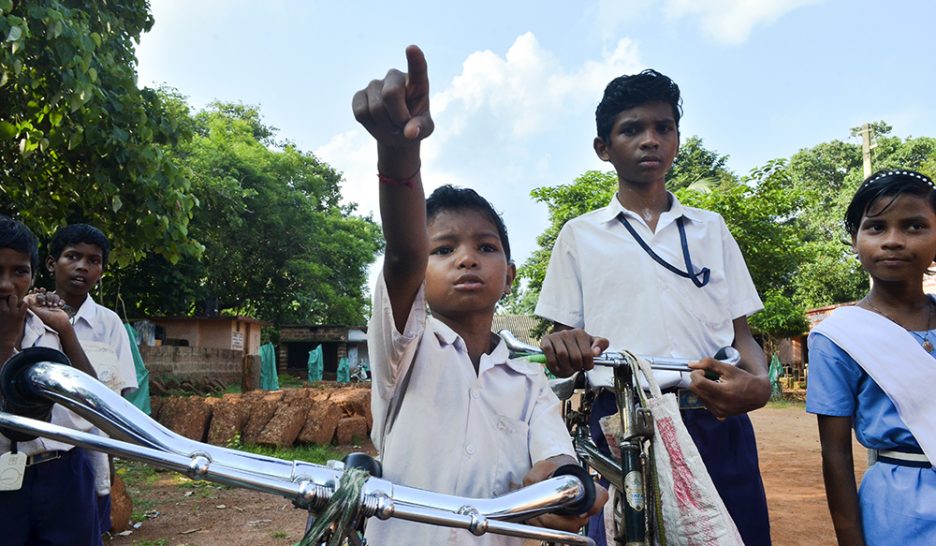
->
[377,169,420,189]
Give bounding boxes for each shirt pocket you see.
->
[680,277,731,331]
[491,414,531,497]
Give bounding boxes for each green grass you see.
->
[131,540,169,546]
[277,373,307,388]
[766,397,806,410]
[271,530,288,539]
[229,439,344,464]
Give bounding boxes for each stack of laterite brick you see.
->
[149,384,373,448]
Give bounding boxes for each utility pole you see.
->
[856,123,877,290]
[857,123,876,177]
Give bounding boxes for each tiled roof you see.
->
[491,315,542,345]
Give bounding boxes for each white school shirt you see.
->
[71,295,138,495]
[535,193,762,389]
[366,272,575,546]
[71,295,137,395]
[0,312,95,456]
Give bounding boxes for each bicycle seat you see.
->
[549,372,586,401]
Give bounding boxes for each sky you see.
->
[135,0,936,289]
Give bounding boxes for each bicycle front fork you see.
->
[613,364,653,546]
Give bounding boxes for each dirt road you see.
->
[109,403,862,545]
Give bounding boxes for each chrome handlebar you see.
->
[0,350,594,545]
[498,329,741,372]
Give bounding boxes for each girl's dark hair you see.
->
[50,224,111,266]
[0,215,39,273]
[595,69,683,143]
[844,169,936,235]
[425,185,511,262]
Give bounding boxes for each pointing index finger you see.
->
[405,45,429,95]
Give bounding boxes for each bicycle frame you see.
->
[546,359,656,546]
[0,349,595,546]
[498,330,739,546]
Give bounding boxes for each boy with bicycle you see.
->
[535,69,772,544]
[353,46,607,544]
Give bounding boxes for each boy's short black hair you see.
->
[50,224,111,267]
[844,169,936,236]
[425,185,511,262]
[596,69,683,143]
[0,215,40,273]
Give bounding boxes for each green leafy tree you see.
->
[786,123,936,309]
[112,101,382,326]
[677,159,809,337]
[0,0,200,266]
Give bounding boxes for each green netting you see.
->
[123,323,151,415]
[768,353,784,400]
[308,345,323,383]
[259,342,280,390]
[336,356,350,383]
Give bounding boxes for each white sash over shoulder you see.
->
[810,305,936,462]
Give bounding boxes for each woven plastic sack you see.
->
[631,353,744,546]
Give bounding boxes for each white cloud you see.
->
[668,0,824,44]
[597,0,824,46]
[433,33,642,140]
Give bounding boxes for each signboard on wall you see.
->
[231,331,244,351]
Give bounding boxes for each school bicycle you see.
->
[498,330,739,546]
[0,347,597,546]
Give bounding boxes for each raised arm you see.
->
[352,45,435,331]
[25,294,97,379]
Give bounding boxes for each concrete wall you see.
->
[141,345,243,384]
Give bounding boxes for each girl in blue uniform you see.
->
[807,169,936,545]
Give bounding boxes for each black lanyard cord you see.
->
[616,212,710,288]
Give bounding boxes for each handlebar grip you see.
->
[548,464,595,516]
[0,347,71,442]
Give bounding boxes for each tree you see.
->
[668,136,735,191]
[676,160,809,338]
[786,123,936,309]
[110,101,382,326]
[0,0,200,265]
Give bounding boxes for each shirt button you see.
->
[465,444,476,455]
[470,389,480,399]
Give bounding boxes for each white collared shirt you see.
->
[366,272,575,545]
[535,193,762,389]
[0,312,94,455]
[71,295,137,395]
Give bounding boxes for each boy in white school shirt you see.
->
[46,223,138,534]
[535,69,772,545]
[353,46,607,545]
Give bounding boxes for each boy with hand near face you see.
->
[0,215,103,546]
[46,223,139,535]
[353,46,606,545]
[535,70,771,545]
